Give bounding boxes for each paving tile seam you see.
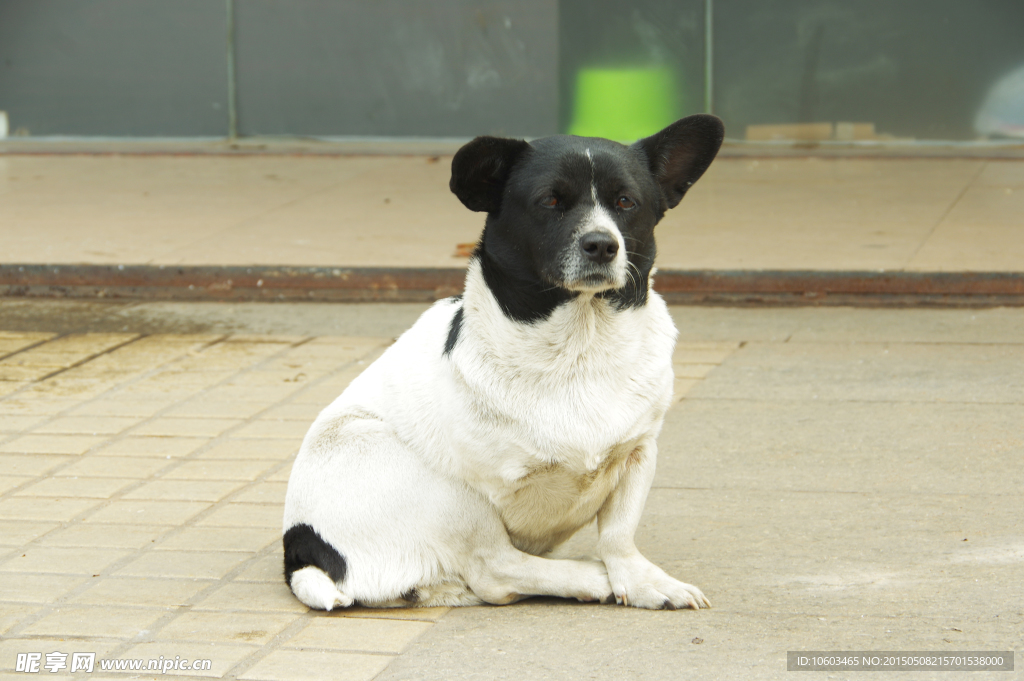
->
[145,638,306,651]
[1,633,151,643]
[740,339,1024,347]
[275,647,406,656]
[25,334,149,387]
[20,474,278,483]
[657,613,1013,622]
[312,612,449,624]
[649,486,1024,497]
[679,397,1024,406]
[674,346,741,385]
[195,610,441,621]
[0,590,217,604]
[0,333,63,364]
[0,333,149,405]
[95,675,216,681]
[0,573,222,582]
[904,160,988,269]
[0,334,377,639]
[1,498,289,506]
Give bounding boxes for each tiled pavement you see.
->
[0,325,737,680]
[0,330,433,680]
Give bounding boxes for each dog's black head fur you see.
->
[451,114,724,323]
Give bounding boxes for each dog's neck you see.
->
[460,258,653,380]
[474,247,575,323]
[474,246,653,325]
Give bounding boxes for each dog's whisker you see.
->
[624,262,639,290]
[625,262,643,303]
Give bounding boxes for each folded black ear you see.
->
[450,136,531,213]
[633,114,724,210]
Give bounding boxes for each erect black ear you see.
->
[632,114,724,210]
[450,136,531,213]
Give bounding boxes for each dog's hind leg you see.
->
[466,533,613,605]
[372,581,485,608]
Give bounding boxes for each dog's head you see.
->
[451,115,724,322]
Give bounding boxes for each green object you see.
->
[569,66,682,142]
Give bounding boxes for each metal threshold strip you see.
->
[1,265,1022,308]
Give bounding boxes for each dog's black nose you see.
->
[580,232,619,264]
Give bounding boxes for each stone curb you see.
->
[2,264,1024,307]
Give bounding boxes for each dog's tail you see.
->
[283,524,354,610]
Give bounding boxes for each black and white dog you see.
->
[283,115,724,610]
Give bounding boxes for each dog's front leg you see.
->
[596,440,711,610]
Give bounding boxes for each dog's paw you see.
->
[605,556,710,610]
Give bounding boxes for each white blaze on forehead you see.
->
[586,148,596,202]
[580,148,623,246]
[560,147,625,288]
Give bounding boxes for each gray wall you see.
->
[235,0,559,138]
[0,0,559,138]
[0,0,228,136]
[3,0,1023,140]
[712,0,1024,140]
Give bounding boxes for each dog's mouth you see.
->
[558,267,626,294]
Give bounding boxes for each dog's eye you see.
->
[616,196,636,210]
[540,196,559,208]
